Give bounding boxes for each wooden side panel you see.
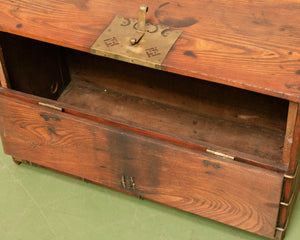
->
[283,102,298,165]
[0,0,299,101]
[0,92,283,238]
[278,102,300,230]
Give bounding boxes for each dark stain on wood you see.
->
[205,171,215,175]
[158,2,170,9]
[64,0,89,10]
[285,84,300,91]
[213,163,221,169]
[296,70,300,75]
[203,160,210,167]
[158,17,198,28]
[155,2,198,28]
[203,160,221,169]
[192,120,198,125]
[279,25,294,32]
[94,146,103,151]
[40,112,61,122]
[16,23,22,28]
[47,125,58,136]
[280,27,286,31]
[184,50,197,58]
[107,130,136,178]
[265,202,279,208]
[252,12,272,26]
[252,19,271,26]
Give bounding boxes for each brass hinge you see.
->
[284,164,299,180]
[279,165,299,208]
[275,164,299,239]
[275,213,291,240]
[280,191,295,207]
[38,102,63,111]
[275,227,285,240]
[206,149,235,160]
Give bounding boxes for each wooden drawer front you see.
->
[0,92,283,238]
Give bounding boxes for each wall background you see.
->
[0,140,299,240]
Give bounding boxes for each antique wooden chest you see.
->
[0,1,299,239]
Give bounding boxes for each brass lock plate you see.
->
[91,15,182,70]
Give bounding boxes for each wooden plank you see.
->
[0,90,283,238]
[288,106,300,174]
[0,0,299,101]
[282,102,298,164]
[0,45,9,88]
[278,103,300,228]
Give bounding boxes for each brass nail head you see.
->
[130,38,137,45]
[139,4,148,12]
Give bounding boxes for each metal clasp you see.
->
[130,4,148,45]
[91,5,182,70]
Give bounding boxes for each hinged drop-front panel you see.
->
[0,88,284,239]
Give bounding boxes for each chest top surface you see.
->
[0,0,299,101]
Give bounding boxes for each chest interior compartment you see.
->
[0,31,290,172]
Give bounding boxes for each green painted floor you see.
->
[0,141,299,240]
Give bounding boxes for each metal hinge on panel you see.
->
[284,164,299,180]
[38,102,63,111]
[206,149,235,160]
[280,164,299,207]
[91,4,182,70]
[280,192,295,207]
[275,164,299,239]
[275,227,285,240]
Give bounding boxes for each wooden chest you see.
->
[0,1,299,239]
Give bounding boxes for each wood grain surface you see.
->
[0,90,283,238]
[0,0,299,101]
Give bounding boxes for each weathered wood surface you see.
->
[0,89,283,238]
[0,0,299,101]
